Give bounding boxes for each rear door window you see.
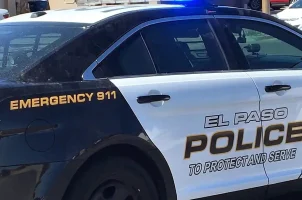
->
[141,19,228,74]
[0,25,85,81]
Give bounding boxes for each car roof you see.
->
[0,4,183,24]
[1,3,301,36]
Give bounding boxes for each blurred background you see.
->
[0,0,294,16]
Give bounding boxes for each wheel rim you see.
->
[90,180,139,200]
[251,0,261,9]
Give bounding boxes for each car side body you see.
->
[0,4,302,200]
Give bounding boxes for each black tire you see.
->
[249,0,262,10]
[64,157,159,200]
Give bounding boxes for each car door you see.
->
[87,16,267,200]
[216,16,302,195]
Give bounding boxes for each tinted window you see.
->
[220,19,302,70]
[93,33,156,78]
[0,25,84,81]
[141,19,228,73]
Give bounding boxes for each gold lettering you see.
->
[40,97,49,106]
[111,91,116,99]
[77,94,85,103]
[97,92,105,100]
[85,93,93,102]
[50,96,58,105]
[32,98,40,108]
[10,100,19,110]
[59,95,67,104]
[67,95,77,103]
[9,91,117,110]
[105,91,111,99]
[20,99,31,109]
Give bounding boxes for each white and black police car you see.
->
[0,0,302,200]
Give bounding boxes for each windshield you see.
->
[290,0,302,8]
[0,24,85,81]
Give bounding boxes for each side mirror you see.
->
[237,36,246,43]
[244,44,261,53]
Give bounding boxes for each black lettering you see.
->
[210,131,234,154]
[246,111,260,123]
[194,163,202,175]
[274,107,288,120]
[280,150,286,160]
[217,160,224,171]
[189,164,195,176]
[218,115,229,127]
[286,121,302,143]
[242,155,248,167]
[236,129,253,151]
[203,162,211,173]
[290,148,297,159]
[185,135,207,159]
[269,151,275,162]
[254,127,262,148]
[204,115,219,128]
[234,112,248,125]
[236,157,243,168]
[286,149,291,160]
[261,109,274,121]
[230,157,236,169]
[224,158,231,170]
[262,153,267,163]
[210,161,218,172]
[255,154,262,164]
[275,150,281,161]
[247,154,256,166]
[264,124,284,146]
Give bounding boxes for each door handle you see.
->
[265,85,291,93]
[137,95,170,104]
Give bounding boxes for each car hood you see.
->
[277,8,302,19]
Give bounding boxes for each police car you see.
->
[0,1,302,200]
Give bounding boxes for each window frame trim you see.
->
[82,15,229,80]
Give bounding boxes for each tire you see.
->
[64,157,159,200]
[249,0,262,10]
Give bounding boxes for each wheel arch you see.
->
[59,135,177,200]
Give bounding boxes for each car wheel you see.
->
[64,157,159,200]
[249,0,262,10]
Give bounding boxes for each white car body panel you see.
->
[247,71,302,185]
[0,5,182,24]
[111,72,268,200]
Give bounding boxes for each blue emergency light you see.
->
[159,0,216,8]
